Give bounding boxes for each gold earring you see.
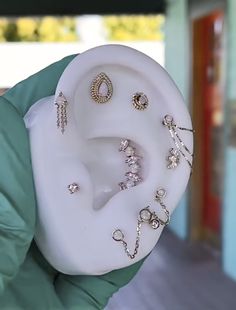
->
[90,72,113,104]
[132,92,149,110]
[55,91,68,134]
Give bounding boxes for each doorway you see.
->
[191,10,224,248]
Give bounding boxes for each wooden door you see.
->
[191,11,224,246]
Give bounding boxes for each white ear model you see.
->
[24,44,193,275]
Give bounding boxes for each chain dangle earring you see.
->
[112,223,141,260]
[55,91,68,134]
[112,188,170,260]
[163,115,194,170]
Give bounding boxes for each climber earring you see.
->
[118,139,142,190]
[55,91,68,134]
[90,72,113,103]
[68,183,80,194]
[132,92,149,110]
[163,115,194,170]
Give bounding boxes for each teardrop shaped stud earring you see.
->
[90,72,113,104]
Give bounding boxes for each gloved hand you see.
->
[0,55,144,309]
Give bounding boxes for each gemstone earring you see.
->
[90,72,113,104]
[132,92,149,110]
[166,148,180,169]
[139,207,160,229]
[55,91,68,134]
[68,183,80,194]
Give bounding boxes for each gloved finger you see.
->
[3,54,76,117]
[0,97,36,294]
[0,242,64,309]
[0,54,76,294]
[55,259,144,310]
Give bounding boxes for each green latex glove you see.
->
[0,55,144,309]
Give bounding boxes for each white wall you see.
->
[0,41,164,88]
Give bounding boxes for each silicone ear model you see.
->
[24,44,193,275]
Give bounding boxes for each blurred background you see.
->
[0,0,236,309]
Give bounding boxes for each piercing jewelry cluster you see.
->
[55,71,194,260]
[112,187,170,259]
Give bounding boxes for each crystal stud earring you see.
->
[68,183,80,194]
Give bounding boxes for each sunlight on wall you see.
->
[0,15,165,88]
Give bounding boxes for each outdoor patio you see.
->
[107,230,236,310]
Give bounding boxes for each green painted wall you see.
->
[165,0,190,239]
[223,0,236,281]
[223,149,236,281]
[165,0,236,282]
